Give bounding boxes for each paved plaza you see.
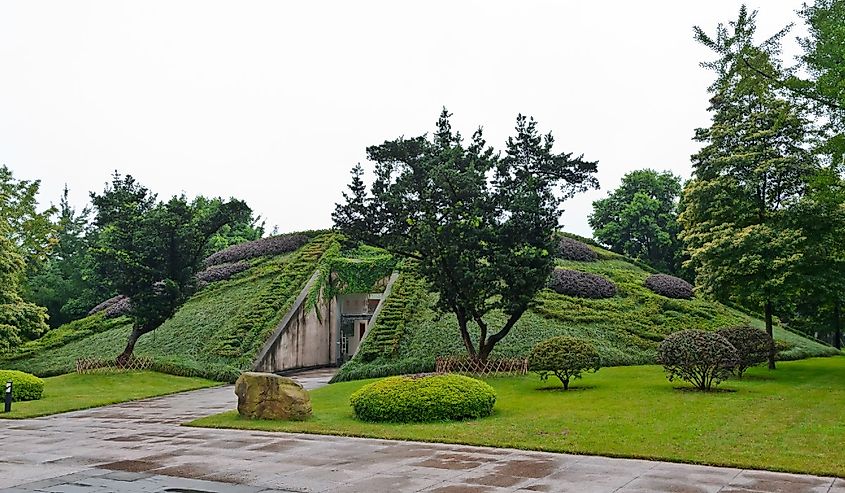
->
[1,368,842,493]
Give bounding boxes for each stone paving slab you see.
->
[1,368,841,492]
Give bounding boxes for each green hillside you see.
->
[333,242,839,381]
[1,233,339,381]
[3,233,837,383]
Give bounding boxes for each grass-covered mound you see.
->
[334,241,838,381]
[1,233,339,381]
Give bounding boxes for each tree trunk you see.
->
[834,300,842,351]
[455,310,477,359]
[117,324,154,366]
[765,300,776,370]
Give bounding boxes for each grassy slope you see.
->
[2,234,338,380]
[335,245,838,381]
[2,371,217,419]
[191,356,845,478]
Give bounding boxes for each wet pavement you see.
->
[0,368,841,492]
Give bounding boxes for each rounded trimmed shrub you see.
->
[548,269,616,299]
[558,237,598,262]
[349,373,496,422]
[529,336,601,390]
[204,234,309,266]
[658,330,739,391]
[717,326,774,376]
[0,370,44,401]
[644,274,694,300]
[195,261,250,284]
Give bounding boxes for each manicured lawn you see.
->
[190,356,845,477]
[1,371,219,419]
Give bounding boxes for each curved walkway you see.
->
[0,369,841,493]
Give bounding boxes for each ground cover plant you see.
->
[333,247,839,382]
[658,330,738,391]
[529,336,601,390]
[350,373,496,422]
[203,233,309,266]
[0,371,217,418]
[0,370,44,401]
[191,357,845,478]
[1,233,338,381]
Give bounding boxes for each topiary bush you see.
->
[0,369,44,401]
[548,269,616,299]
[204,233,309,266]
[87,295,127,316]
[657,330,739,391]
[644,274,694,300]
[195,261,250,284]
[349,373,496,422]
[717,326,774,376]
[529,336,601,390]
[558,237,598,262]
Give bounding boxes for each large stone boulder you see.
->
[234,372,312,420]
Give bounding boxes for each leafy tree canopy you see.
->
[589,169,682,274]
[0,165,57,276]
[90,173,251,362]
[334,109,598,360]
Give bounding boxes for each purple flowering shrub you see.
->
[88,295,129,316]
[195,261,250,284]
[203,233,309,266]
[645,274,694,299]
[558,237,598,262]
[548,269,617,299]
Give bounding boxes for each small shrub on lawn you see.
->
[718,326,774,376]
[0,370,44,401]
[195,261,250,284]
[350,373,496,422]
[558,237,598,262]
[204,233,309,266]
[548,269,617,299]
[644,274,694,300]
[529,336,601,390]
[658,330,739,391]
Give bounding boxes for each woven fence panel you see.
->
[435,356,529,376]
[75,356,153,374]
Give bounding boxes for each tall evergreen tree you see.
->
[680,7,817,368]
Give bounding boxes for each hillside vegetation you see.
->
[1,233,339,381]
[333,242,838,381]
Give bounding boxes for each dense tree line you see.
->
[590,2,844,351]
[0,168,264,357]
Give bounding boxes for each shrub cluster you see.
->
[349,373,496,422]
[644,274,694,300]
[0,370,44,401]
[717,326,774,376]
[204,233,309,266]
[195,261,250,284]
[548,269,616,299]
[103,296,132,318]
[657,330,739,391]
[87,295,127,316]
[558,237,598,262]
[529,336,601,390]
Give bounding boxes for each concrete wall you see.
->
[253,297,336,373]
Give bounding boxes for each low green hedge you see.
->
[0,369,44,401]
[350,373,496,422]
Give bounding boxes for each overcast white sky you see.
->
[0,1,807,237]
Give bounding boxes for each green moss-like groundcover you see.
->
[334,250,839,381]
[191,356,845,478]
